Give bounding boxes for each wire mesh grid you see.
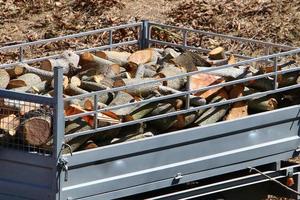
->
[0,97,53,155]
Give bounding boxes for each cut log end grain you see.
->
[128,49,157,65]
[23,116,51,146]
[0,114,20,136]
[208,47,225,60]
[190,73,224,99]
[225,101,248,121]
[6,65,25,79]
[51,76,69,89]
[0,69,10,89]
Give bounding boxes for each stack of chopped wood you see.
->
[0,47,299,154]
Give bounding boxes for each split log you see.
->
[65,84,89,96]
[224,84,248,121]
[108,91,136,116]
[95,51,131,66]
[160,48,181,62]
[83,93,113,110]
[65,104,119,127]
[80,81,108,91]
[128,49,158,65]
[40,50,80,75]
[135,64,145,78]
[156,65,186,90]
[197,66,248,79]
[11,81,49,94]
[0,69,10,89]
[0,114,20,136]
[169,111,199,130]
[21,63,53,80]
[144,68,157,78]
[147,102,177,132]
[208,47,225,60]
[51,76,69,89]
[246,77,274,91]
[228,55,236,65]
[124,101,158,121]
[194,90,230,126]
[21,110,52,146]
[113,78,161,97]
[63,119,92,154]
[170,52,198,72]
[190,73,225,99]
[7,73,42,89]
[206,57,228,66]
[158,85,206,106]
[248,97,278,112]
[81,74,105,84]
[5,65,25,78]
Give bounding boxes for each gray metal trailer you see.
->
[0,21,300,200]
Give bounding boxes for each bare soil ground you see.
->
[0,0,299,199]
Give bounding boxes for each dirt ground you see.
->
[0,1,299,199]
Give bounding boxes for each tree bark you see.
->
[5,65,25,78]
[21,110,52,146]
[108,91,136,116]
[113,78,161,97]
[7,73,42,89]
[194,90,230,126]
[40,50,80,75]
[95,51,131,66]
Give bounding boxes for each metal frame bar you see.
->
[0,21,300,200]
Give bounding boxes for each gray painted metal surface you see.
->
[0,21,300,200]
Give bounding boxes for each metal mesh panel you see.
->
[0,98,53,155]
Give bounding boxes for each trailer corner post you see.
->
[53,66,65,200]
[140,20,150,49]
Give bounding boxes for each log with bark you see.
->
[113,78,162,97]
[7,73,42,89]
[95,51,131,66]
[194,89,230,126]
[156,65,186,90]
[5,65,25,79]
[40,50,80,75]
[20,109,52,146]
[197,66,248,79]
[224,84,248,121]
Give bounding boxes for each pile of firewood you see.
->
[0,46,299,154]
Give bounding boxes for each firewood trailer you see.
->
[0,21,300,200]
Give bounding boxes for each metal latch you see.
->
[174,173,183,180]
[59,158,69,182]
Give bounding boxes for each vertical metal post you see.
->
[273,57,278,90]
[183,30,188,47]
[109,30,113,51]
[93,94,99,129]
[52,66,65,200]
[140,20,149,49]
[19,47,24,62]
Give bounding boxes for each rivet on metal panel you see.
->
[174,173,183,180]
